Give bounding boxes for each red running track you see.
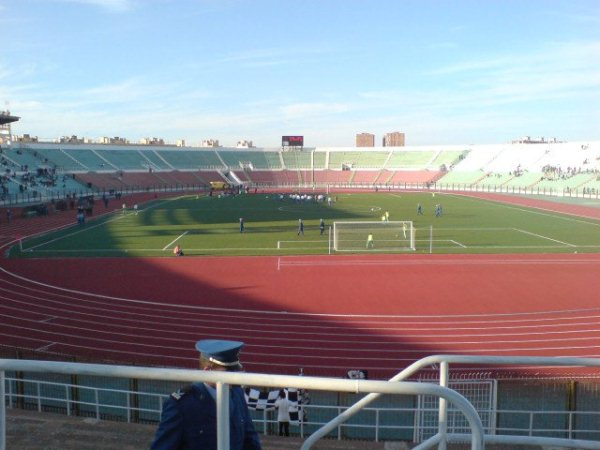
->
[1,192,600,379]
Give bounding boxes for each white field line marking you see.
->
[12,315,600,349]
[450,239,467,248]
[513,228,577,247]
[278,258,600,268]
[23,214,128,252]
[448,193,600,227]
[20,242,600,255]
[22,196,181,253]
[1,254,599,320]
[6,301,600,343]
[426,227,512,231]
[28,247,288,253]
[3,296,600,334]
[163,231,189,251]
[2,287,600,329]
[277,240,324,247]
[35,342,56,352]
[40,316,57,323]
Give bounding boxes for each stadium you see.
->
[2,126,600,448]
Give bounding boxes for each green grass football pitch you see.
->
[13,192,600,257]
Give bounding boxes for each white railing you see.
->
[306,355,600,450]
[4,355,600,449]
[0,358,484,450]
[5,376,600,442]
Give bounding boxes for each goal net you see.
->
[332,221,415,252]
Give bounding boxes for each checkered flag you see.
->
[245,387,308,424]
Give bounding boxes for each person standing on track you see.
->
[275,390,291,437]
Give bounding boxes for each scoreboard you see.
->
[282,135,304,147]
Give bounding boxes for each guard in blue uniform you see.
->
[150,339,262,450]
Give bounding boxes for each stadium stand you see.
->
[281,149,312,169]
[94,148,156,171]
[313,169,352,183]
[350,170,381,184]
[63,147,118,171]
[2,141,600,205]
[436,170,487,186]
[217,150,282,170]
[30,147,87,172]
[3,146,41,170]
[157,148,223,169]
[313,150,327,169]
[386,170,443,184]
[386,150,436,169]
[74,172,125,190]
[427,149,469,170]
[140,149,173,170]
[501,171,544,189]
[327,150,389,169]
[245,170,300,185]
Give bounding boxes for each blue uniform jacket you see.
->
[150,383,262,450]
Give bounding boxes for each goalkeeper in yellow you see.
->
[366,233,374,249]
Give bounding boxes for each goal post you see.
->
[332,221,416,252]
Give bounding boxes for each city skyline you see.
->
[1,0,599,147]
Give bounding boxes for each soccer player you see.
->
[319,218,325,235]
[366,233,374,249]
[402,222,408,238]
[239,217,245,233]
[297,219,304,235]
[385,211,389,222]
[417,203,423,215]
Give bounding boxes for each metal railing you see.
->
[306,355,600,450]
[4,355,600,449]
[0,358,484,450]
[5,375,600,442]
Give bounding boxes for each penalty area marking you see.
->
[277,240,326,249]
[449,239,467,248]
[23,213,128,252]
[163,231,189,251]
[513,228,576,248]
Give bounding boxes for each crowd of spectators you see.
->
[541,163,599,181]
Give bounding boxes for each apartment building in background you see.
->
[356,132,375,147]
[383,131,405,147]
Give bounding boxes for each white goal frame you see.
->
[332,221,416,252]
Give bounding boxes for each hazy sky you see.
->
[1,0,599,147]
